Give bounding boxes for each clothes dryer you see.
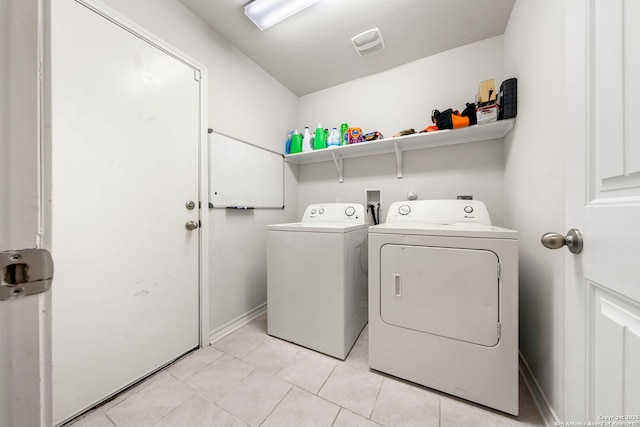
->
[368,200,518,415]
[267,203,368,360]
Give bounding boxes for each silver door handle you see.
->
[185,221,199,230]
[541,228,583,254]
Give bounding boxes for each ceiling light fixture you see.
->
[245,0,322,31]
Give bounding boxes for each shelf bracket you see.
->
[331,151,344,183]
[394,141,403,179]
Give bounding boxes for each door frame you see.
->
[44,0,211,364]
[564,0,591,420]
[1,0,52,425]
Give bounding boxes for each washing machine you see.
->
[368,199,518,415]
[267,203,368,360]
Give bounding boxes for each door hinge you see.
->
[497,322,502,339]
[497,263,501,279]
[194,69,201,82]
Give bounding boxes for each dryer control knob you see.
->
[311,209,317,214]
[398,204,411,215]
[319,208,325,214]
[464,206,474,213]
[345,206,356,217]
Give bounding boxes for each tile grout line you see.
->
[190,389,247,425]
[367,376,385,422]
[314,362,338,397]
[169,346,226,383]
[146,388,198,427]
[101,407,118,427]
[256,384,295,427]
[328,407,341,427]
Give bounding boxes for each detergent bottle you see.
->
[313,123,327,150]
[340,123,349,146]
[302,127,313,153]
[327,128,340,147]
[289,130,303,154]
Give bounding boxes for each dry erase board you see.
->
[209,131,284,209]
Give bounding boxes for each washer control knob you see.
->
[398,204,411,215]
[311,208,317,214]
[345,206,356,217]
[464,206,474,214]
[319,208,325,214]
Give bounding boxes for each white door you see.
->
[565,0,640,419]
[0,0,52,426]
[379,245,499,347]
[51,1,202,423]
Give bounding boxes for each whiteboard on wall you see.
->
[209,130,284,209]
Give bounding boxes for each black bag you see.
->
[432,103,477,129]
[431,108,454,129]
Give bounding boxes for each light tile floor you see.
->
[67,314,545,427]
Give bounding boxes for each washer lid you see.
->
[267,222,367,233]
[369,223,517,239]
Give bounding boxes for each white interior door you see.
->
[51,1,201,423]
[565,0,640,420]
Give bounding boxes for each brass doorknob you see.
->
[185,221,199,230]
[541,229,583,254]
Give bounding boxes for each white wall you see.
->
[99,0,299,335]
[503,0,567,420]
[297,37,506,225]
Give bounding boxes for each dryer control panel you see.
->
[302,203,365,223]
[386,200,491,225]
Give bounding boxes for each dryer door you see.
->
[380,244,499,347]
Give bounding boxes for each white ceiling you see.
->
[178,0,515,96]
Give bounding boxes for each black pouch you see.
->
[431,109,454,129]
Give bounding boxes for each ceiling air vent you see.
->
[351,28,385,56]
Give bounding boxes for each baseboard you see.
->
[519,352,560,427]
[208,303,267,344]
